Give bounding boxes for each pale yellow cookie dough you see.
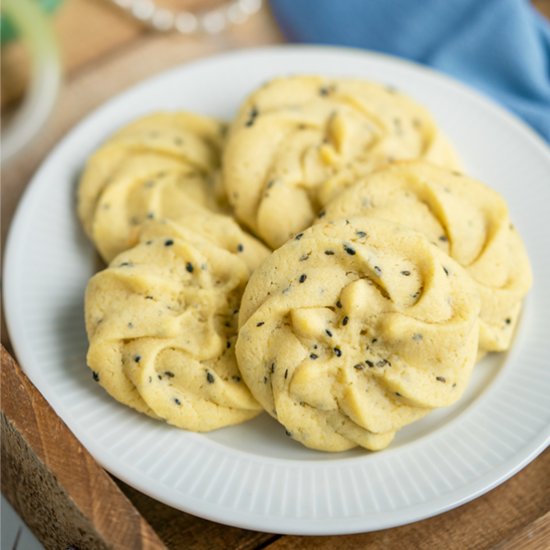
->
[322,161,533,352]
[78,112,228,262]
[85,219,265,431]
[236,218,480,452]
[223,75,459,248]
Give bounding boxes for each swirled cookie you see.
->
[236,218,480,451]
[223,75,459,248]
[78,112,228,262]
[85,219,266,431]
[322,161,532,352]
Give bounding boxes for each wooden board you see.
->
[1,346,166,549]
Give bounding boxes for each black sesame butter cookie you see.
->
[236,218,480,451]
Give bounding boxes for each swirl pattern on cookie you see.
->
[236,218,480,451]
[322,161,532,352]
[223,76,459,248]
[85,219,266,431]
[78,112,228,262]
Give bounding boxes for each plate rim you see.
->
[4,44,550,535]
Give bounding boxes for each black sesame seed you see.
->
[353,364,364,370]
[372,338,378,344]
[186,262,194,273]
[145,295,154,300]
[206,371,215,384]
[174,398,181,405]
[119,262,132,267]
[237,243,244,252]
[164,239,174,247]
[324,250,335,256]
[401,270,411,276]
[285,429,292,436]
[245,107,258,127]
[226,341,231,349]
[299,252,311,262]
[232,375,241,382]
[263,376,268,384]
[373,265,382,277]
[318,210,326,219]
[366,360,374,368]
[299,274,307,283]
[128,322,134,329]
[344,245,356,255]
[356,230,367,238]
[336,300,342,308]
[284,369,289,379]
[334,347,342,357]
[157,374,162,380]
[395,392,402,397]
[376,359,388,367]
[256,321,265,327]
[134,355,141,363]
[325,329,333,337]
[452,383,457,388]
[92,371,100,382]
[505,318,512,324]
[439,235,448,242]
[164,371,175,378]
[436,376,446,383]
[443,267,449,276]
[319,86,330,96]
[342,316,349,326]
[295,232,304,240]
[310,353,319,360]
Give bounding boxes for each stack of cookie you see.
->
[80,76,531,451]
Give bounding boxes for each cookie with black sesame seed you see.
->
[322,160,532,353]
[85,220,262,431]
[78,112,228,262]
[236,217,480,452]
[223,75,459,249]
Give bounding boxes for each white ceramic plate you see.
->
[4,46,550,535]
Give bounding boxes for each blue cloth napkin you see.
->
[270,0,550,142]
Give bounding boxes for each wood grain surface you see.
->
[1,346,166,550]
[1,1,549,548]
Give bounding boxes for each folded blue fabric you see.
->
[270,0,550,142]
